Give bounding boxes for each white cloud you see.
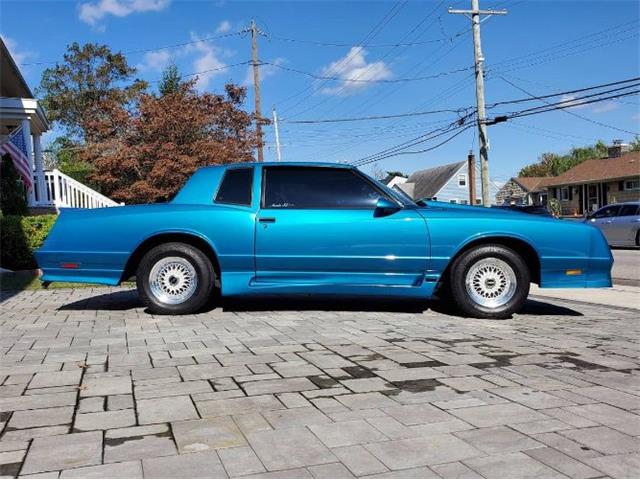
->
[215,20,232,34]
[136,50,171,72]
[185,32,227,90]
[320,47,392,96]
[557,94,588,110]
[592,101,619,114]
[1,35,33,65]
[78,0,170,26]
[242,57,285,87]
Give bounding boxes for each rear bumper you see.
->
[35,250,128,286]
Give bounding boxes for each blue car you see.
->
[36,162,613,319]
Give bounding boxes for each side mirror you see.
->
[375,197,401,217]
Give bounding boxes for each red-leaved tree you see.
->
[88,80,256,204]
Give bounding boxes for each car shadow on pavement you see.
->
[56,289,583,317]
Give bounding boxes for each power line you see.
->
[260,62,473,84]
[496,76,640,135]
[19,31,244,66]
[353,123,474,166]
[276,1,408,113]
[487,76,640,109]
[282,107,474,124]
[148,61,251,83]
[266,28,469,48]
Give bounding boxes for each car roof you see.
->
[199,161,354,170]
[601,201,640,207]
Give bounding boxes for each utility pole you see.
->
[467,150,476,205]
[449,0,506,207]
[249,19,265,162]
[272,108,282,161]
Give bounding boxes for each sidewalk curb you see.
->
[530,294,640,313]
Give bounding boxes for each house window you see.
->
[450,199,458,204]
[458,174,467,187]
[460,200,468,205]
[560,187,569,201]
[475,199,482,205]
[624,179,640,191]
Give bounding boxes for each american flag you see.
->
[0,126,32,188]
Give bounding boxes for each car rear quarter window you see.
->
[262,167,382,209]
[619,204,640,217]
[215,168,253,206]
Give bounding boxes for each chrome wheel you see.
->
[465,257,517,309]
[149,257,198,305]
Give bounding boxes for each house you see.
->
[495,176,554,206]
[386,175,408,189]
[1,38,119,210]
[545,148,640,216]
[1,38,49,208]
[390,160,498,204]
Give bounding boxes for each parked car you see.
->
[495,205,553,217]
[36,162,613,319]
[584,201,640,247]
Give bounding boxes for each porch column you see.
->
[21,119,35,207]
[33,133,46,206]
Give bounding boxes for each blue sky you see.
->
[1,0,639,182]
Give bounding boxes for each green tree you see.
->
[158,63,183,97]
[630,135,640,152]
[518,141,609,177]
[50,137,99,190]
[38,42,147,142]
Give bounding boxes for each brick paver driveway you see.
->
[1,287,639,478]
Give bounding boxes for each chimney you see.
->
[608,139,630,158]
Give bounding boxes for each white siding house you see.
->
[390,161,498,205]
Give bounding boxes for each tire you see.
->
[448,244,530,319]
[136,242,217,315]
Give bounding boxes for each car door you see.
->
[611,204,640,246]
[254,166,430,287]
[589,205,621,245]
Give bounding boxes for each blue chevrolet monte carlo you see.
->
[36,162,613,319]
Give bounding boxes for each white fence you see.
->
[33,169,122,209]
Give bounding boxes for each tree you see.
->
[38,43,147,142]
[50,137,99,190]
[518,141,608,177]
[89,80,256,204]
[158,64,183,97]
[630,135,640,152]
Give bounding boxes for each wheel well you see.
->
[439,236,541,289]
[120,233,220,283]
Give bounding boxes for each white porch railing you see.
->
[33,169,123,209]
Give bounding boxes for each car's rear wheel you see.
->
[136,242,216,315]
[449,244,530,319]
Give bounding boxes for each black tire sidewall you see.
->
[136,242,215,315]
[450,244,530,319]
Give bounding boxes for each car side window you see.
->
[618,204,639,217]
[215,168,253,206]
[593,205,620,218]
[263,167,382,209]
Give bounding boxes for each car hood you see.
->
[417,200,554,220]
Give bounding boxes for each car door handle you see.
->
[258,217,276,223]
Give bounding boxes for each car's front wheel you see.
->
[449,244,530,319]
[136,242,216,315]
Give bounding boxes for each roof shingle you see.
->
[545,151,640,186]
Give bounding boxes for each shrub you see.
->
[0,215,57,270]
[0,155,28,215]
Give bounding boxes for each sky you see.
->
[1,0,639,183]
